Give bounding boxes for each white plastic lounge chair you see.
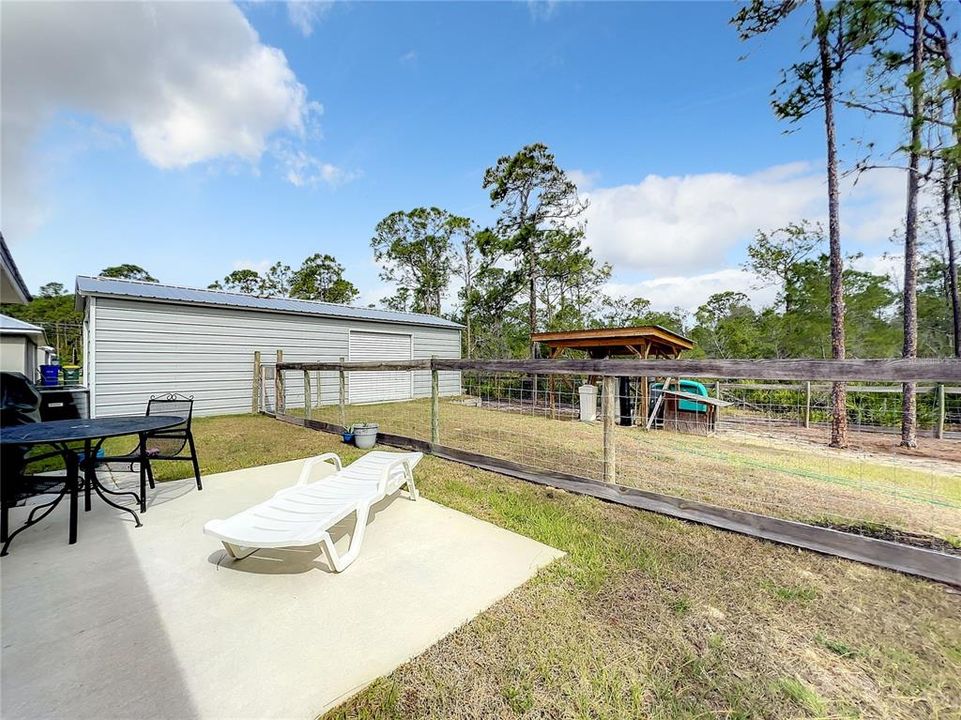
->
[203,450,422,572]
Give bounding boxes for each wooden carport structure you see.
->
[531,326,695,426]
[532,326,694,361]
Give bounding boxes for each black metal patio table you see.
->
[0,415,185,555]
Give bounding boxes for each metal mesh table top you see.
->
[0,416,185,445]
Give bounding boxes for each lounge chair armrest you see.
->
[296,453,342,485]
[379,457,415,495]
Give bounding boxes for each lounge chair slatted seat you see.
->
[203,450,422,572]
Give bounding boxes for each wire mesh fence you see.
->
[269,359,961,555]
[719,382,960,440]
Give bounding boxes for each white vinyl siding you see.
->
[412,330,461,398]
[348,331,412,404]
[0,336,36,376]
[88,297,461,417]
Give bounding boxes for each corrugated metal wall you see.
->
[90,297,461,417]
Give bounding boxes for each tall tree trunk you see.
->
[528,243,537,358]
[816,0,848,448]
[901,0,925,448]
[465,309,472,359]
[947,168,961,357]
[938,22,961,355]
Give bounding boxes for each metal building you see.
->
[0,315,48,376]
[76,276,462,417]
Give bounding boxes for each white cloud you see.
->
[286,1,333,37]
[602,250,904,315]
[604,268,778,313]
[841,169,912,246]
[1,1,323,239]
[400,50,418,64]
[567,169,600,192]
[232,259,274,274]
[582,162,908,275]
[274,142,359,187]
[851,251,903,291]
[527,0,560,21]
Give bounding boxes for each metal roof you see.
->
[0,314,45,336]
[75,276,463,330]
[0,233,32,303]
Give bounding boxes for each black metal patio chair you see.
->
[97,393,202,491]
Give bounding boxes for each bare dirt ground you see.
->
[461,397,961,468]
[721,425,961,477]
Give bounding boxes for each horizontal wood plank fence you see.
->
[273,357,961,382]
[431,358,961,382]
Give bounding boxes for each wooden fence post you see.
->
[602,375,616,483]
[935,383,945,440]
[640,375,650,427]
[715,381,722,401]
[431,356,440,445]
[252,351,261,413]
[338,357,347,429]
[303,370,312,421]
[804,381,811,429]
[275,350,284,415]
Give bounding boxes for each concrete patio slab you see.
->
[1,457,563,719]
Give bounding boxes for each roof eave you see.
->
[0,233,32,304]
[531,325,694,351]
[76,281,464,331]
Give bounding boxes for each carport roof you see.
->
[75,276,463,330]
[532,325,694,359]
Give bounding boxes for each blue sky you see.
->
[3,1,913,311]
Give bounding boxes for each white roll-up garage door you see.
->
[348,331,412,404]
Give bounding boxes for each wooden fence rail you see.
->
[278,359,432,372]
[722,382,961,394]
[430,358,961,382]
[273,357,961,382]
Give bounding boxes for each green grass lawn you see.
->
[80,413,960,719]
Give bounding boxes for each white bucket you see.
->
[353,423,379,449]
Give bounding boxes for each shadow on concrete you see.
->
[205,494,405,575]
[1,477,201,720]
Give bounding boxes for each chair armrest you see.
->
[296,453,342,485]
[379,457,414,496]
